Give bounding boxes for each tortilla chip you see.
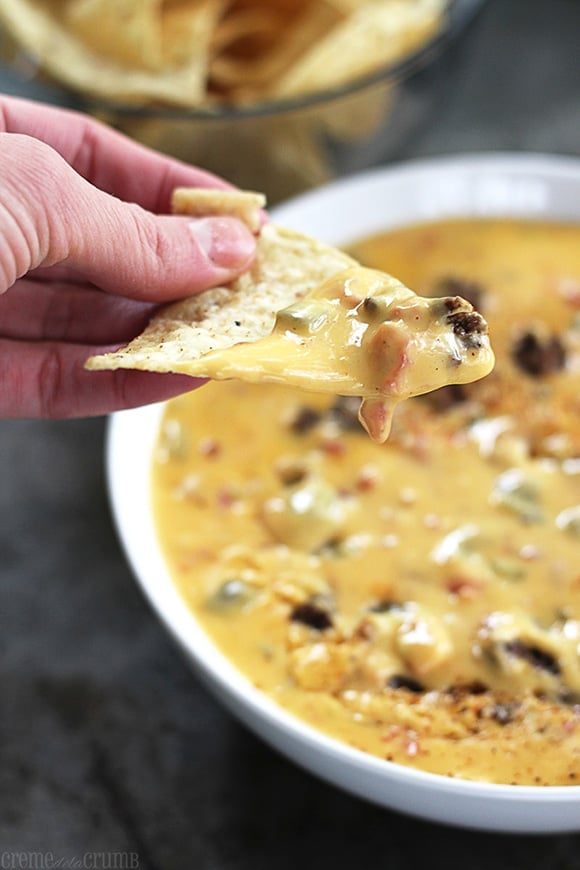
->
[0,0,223,107]
[171,188,265,233]
[1,0,448,107]
[208,2,345,99]
[66,0,163,71]
[85,223,355,373]
[275,0,446,98]
[86,183,494,447]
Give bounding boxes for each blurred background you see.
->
[1,0,576,203]
[0,0,485,201]
[0,0,579,866]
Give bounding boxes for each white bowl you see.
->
[107,154,580,834]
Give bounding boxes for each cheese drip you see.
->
[184,267,494,441]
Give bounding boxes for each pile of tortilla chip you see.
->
[0,0,447,108]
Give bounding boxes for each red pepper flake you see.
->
[417,230,440,252]
[519,544,541,560]
[558,278,580,307]
[423,513,442,530]
[216,488,236,510]
[355,465,379,492]
[380,725,402,742]
[199,437,221,458]
[195,548,216,561]
[320,437,346,457]
[447,576,482,599]
[405,732,420,758]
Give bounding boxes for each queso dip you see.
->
[152,219,580,785]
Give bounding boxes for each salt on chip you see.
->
[85,222,355,374]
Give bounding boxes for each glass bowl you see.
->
[0,0,485,202]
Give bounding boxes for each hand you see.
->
[0,96,257,418]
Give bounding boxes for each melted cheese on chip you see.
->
[174,266,494,441]
[87,190,493,439]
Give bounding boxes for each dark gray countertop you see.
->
[1,0,579,866]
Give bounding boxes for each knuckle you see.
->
[0,134,73,273]
[37,345,67,419]
[68,117,100,181]
[0,235,20,293]
[0,133,64,179]
[109,369,137,412]
[129,210,176,292]
[40,292,77,342]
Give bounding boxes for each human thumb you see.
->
[0,133,257,300]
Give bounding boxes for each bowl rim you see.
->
[106,152,580,825]
[79,0,485,121]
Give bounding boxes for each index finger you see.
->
[0,95,231,212]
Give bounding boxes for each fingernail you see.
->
[189,217,255,270]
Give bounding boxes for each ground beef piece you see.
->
[503,639,561,676]
[434,276,487,311]
[446,305,488,349]
[560,689,580,706]
[290,406,321,434]
[447,680,489,697]
[512,331,566,376]
[290,602,333,630]
[423,383,469,411]
[327,396,362,432]
[387,674,425,693]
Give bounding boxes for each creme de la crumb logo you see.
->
[0,854,140,870]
